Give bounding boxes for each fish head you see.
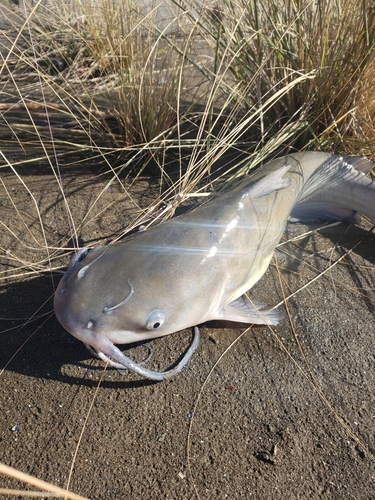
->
[54,243,197,355]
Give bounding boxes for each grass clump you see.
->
[175,0,375,156]
[0,0,193,166]
[2,0,375,173]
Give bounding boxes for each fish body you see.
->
[54,152,375,367]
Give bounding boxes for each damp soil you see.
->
[0,162,375,500]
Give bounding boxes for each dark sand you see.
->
[1,163,375,499]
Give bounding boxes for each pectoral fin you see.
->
[217,296,282,325]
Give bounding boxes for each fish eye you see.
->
[146,310,165,330]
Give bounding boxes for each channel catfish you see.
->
[54,151,375,379]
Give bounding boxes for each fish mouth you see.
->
[81,327,201,381]
[54,284,200,380]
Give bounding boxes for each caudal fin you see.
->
[290,155,375,225]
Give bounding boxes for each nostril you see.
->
[61,248,90,284]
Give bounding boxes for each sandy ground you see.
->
[0,160,375,500]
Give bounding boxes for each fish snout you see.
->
[54,274,97,343]
[54,277,135,349]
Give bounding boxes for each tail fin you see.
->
[290,155,375,225]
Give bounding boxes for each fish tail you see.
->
[290,155,375,225]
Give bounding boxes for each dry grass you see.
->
[175,0,375,156]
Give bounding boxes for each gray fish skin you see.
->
[54,152,375,356]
